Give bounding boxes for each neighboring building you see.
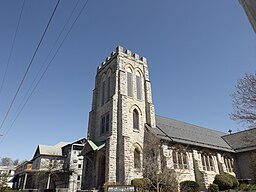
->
[12,161,33,190]
[13,139,85,192]
[239,0,256,32]
[31,142,68,170]
[81,46,256,191]
[62,138,86,191]
[0,165,16,188]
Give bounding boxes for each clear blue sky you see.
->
[0,0,255,161]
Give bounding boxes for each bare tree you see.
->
[33,156,69,190]
[230,72,256,128]
[143,130,178,192]
[13,159,19,166]
[231,73,256,184]
[0,157,12,166]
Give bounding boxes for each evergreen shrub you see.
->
[180,180,200,192]
[208,183,219,192]
[131,178,150,188]
[213,173,238,191]
[224,173,239,188]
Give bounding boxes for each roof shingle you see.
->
[154,115,234,152]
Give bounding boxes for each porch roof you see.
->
[80,140,105,155]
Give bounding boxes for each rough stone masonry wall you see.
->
[115,47,154,183]
[85,46,156,186]
[161,144,237,190]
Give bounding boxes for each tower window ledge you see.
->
[174,169,191,174]
[134,168,141,172]
[200,170,216,175]
[133,129,140,133]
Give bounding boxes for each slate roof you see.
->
[153,115,234,152]
[222,128,256,152]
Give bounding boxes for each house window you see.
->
[133,109,139,130]
[172,150,188,169]
[201,154,214,171]
[134,148,141,169]
[136,71,142,100]
[100,113,110,135]
[127,67,133,97]
[77,175,80,180]
[78,164,82,168]
[224,156,233,172]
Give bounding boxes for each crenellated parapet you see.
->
[97,46,147,72]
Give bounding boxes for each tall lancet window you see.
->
[101,74,106,106]
[201,154,215,171]
[224,156,234,172]
[127,67,133,97]
[172,150,188,169]
[136,71,142,100]
[133,109,139,130]
[134,148,141,169]
[106,70,111,102]
[101,70,111,106]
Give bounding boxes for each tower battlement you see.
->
[97,46,147,72]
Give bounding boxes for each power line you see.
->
[0,0,25,97]
[0,0,90,144]
[0,0,82,140]
[9,0,81,120]
[0,0,61,131]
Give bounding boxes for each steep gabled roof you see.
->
[153,115,234,152]
[222,128,256,152]
[33,142,69,158]
[62,138,86,148]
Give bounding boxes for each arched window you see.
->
[127,67,133,97]
[133,109,139,130]
[224,156,233,172]
[134,148,141,169]
[201,153,215,171]
[106,70,111,101]
[101,71,111,106]
[100,112,110,135]
[172,150,188,169]
[136,71,142,100]
[101,74,106,106]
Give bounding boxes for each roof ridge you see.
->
[156,114,226,134]
[155,115,234,152]
[222,127,256,137]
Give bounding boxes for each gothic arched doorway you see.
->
[97,155,106,187]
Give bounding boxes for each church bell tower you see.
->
[82,46,155,189]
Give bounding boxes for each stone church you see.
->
[81,46,256,190]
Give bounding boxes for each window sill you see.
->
[134,168,141,172]
[173,169,191,174]
[200,170,216,174]
[133,129,140,133]
[126,94,136,99]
